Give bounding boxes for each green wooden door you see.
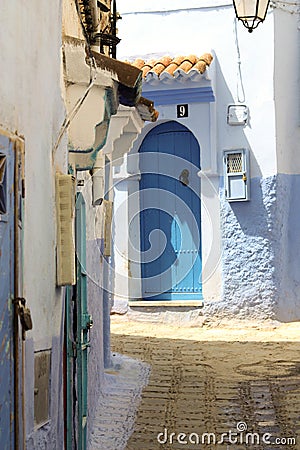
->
[65,192,92,450]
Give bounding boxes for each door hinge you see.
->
[82,313,93,331]
[22,179,25,198]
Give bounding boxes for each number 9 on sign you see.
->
[177,104,188,118]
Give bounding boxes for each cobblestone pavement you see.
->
[111,319,300,450]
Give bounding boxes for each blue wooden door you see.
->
[139,121,202,300]
[0,135,15,447]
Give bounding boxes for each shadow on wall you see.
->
[204,57,281,321]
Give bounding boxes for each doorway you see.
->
[0,133,24,448]
[139,121,202,301]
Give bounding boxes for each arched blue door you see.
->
[139,121,202,300]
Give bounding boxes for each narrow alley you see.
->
[2,1,300,449]
[109,318,300,450]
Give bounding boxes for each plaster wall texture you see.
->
[0,0,67,346]
[217,176,281,320]
[205,174,300,322]
[86,239,106,425]
[0,0,67,446]
[66,84,107,150]
[115,2,300,320]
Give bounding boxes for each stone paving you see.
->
[110,319,300,450]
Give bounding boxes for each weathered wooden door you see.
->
[139,121,202,301]
[65,192,92,450]
[0,135,15,447]
[0,134,24,448]
[75,192,89,450]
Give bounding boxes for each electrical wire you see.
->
[234,18,245,104]
[52,74,97,157]
[121,3,233,15]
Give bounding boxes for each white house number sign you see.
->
[177,104,189,118]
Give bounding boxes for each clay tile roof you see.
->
[130,53,213,79]
[130,58,145,70]
[151,56,173,76]
[141,60,156,77]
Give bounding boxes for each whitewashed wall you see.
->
[117,0,277,178]
[0,0,67,342]
[0,1,67,447]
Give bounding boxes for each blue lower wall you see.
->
[276,174,300,321]
[86,238,105,438]
[206,174,300,322]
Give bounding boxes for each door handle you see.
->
[179,169,189,186]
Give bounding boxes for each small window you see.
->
[0,153,7,214]
[223,149,250,202]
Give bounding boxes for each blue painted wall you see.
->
[204,174,300,322]
[86,238,106,429]
[276,174,300,321]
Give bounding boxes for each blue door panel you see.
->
[139,121,202,300]
[0,135,15,447]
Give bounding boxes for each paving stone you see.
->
[109,327,300,450]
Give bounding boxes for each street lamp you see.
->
[233,0,270,32]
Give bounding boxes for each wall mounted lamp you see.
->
[233,0,270,32]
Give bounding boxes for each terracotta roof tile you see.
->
[151,56,173,76]
[142,60,156,77]
[130,58,145,70]
[129,53,213,80]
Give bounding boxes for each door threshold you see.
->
[128,300,204,307]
